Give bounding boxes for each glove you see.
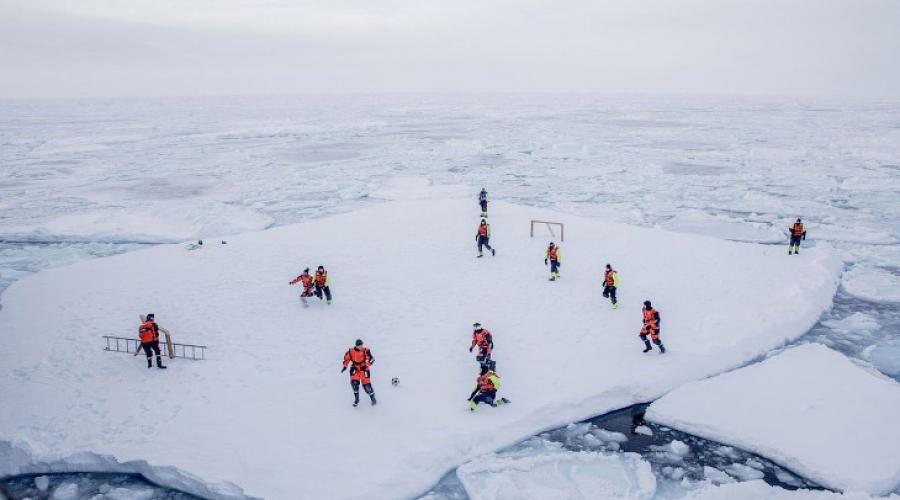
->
[544,259,548,265]
[557,262,561,267]
[469,347,473,352]
[341,367,347,373]
[802,234,806,240]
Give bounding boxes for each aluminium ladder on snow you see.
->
[102,335,208,360]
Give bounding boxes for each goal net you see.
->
[530,220,565,242]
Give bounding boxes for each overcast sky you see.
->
[1,0,899,98]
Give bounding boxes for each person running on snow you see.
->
[602,264,619,309]
[469,322,494,367]
[138,313,167,369]
[788,218,807,255]
[639,300,665,354]
[475,219,496,258]
[314,265,332,304]
[342,339,376,407]
[479,188,489,217]
[467,364,510,411]
[289,268,315,306]
[545,242,561,281]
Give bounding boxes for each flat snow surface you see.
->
[0,200,840,499]
[646,343,900,495]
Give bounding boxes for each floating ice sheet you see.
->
[647,344,900,495]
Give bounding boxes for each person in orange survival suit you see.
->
[289,268,315,306]
[639,300,666,354]
[788,218,807,255]
[314,265,332,304]
[545,242,561,281]
[342,339,376,407]
[138,313,167,369]
[467,364,509,411]
[469,322,494,368]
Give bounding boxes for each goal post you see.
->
[530,220,565,242]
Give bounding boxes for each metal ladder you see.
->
[102,336,207,360]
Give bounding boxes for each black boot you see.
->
[642,341,652,353]
[147,358,152,368]
[353,392,360,407]
[370,394,377,406]
[659,344,666,354]
[156,356,167,369]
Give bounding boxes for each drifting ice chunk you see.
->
[821,312,880,333]
[668,440,690,457]
[862,339,900,378]
[841,265,900,303]
[725,462,765,481]
[703,466,735,484]
[457,450,656,500]
[647,344,900,495]
[50,482,78,500]
[34,475,50,491]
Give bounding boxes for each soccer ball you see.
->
[391,377,399,387]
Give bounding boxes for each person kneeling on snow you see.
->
[468,365,509,411]
[314,265,332,304]
[138,314,167,369]
[342,339,376,407]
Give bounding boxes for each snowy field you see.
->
[1,95,899,498]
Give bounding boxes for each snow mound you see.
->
[0,200,841,499]
[646,344,900,495]
[456,450,656,500]
[841,265,900,303]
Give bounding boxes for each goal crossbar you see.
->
[530,220,565,242]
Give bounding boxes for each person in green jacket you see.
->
[468,364,510,411]
[602,264,619,309]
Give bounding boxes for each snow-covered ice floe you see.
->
[682,479,900,499]
[841,265,900,304]
[0,200,841,499]
[646,343,900,496]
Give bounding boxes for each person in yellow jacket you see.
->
[602,264,619,309]
[545,242,561,281]
[467,364,510,411]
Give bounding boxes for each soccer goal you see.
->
[530,220,565,242]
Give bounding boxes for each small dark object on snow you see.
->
[392,377,399,386]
